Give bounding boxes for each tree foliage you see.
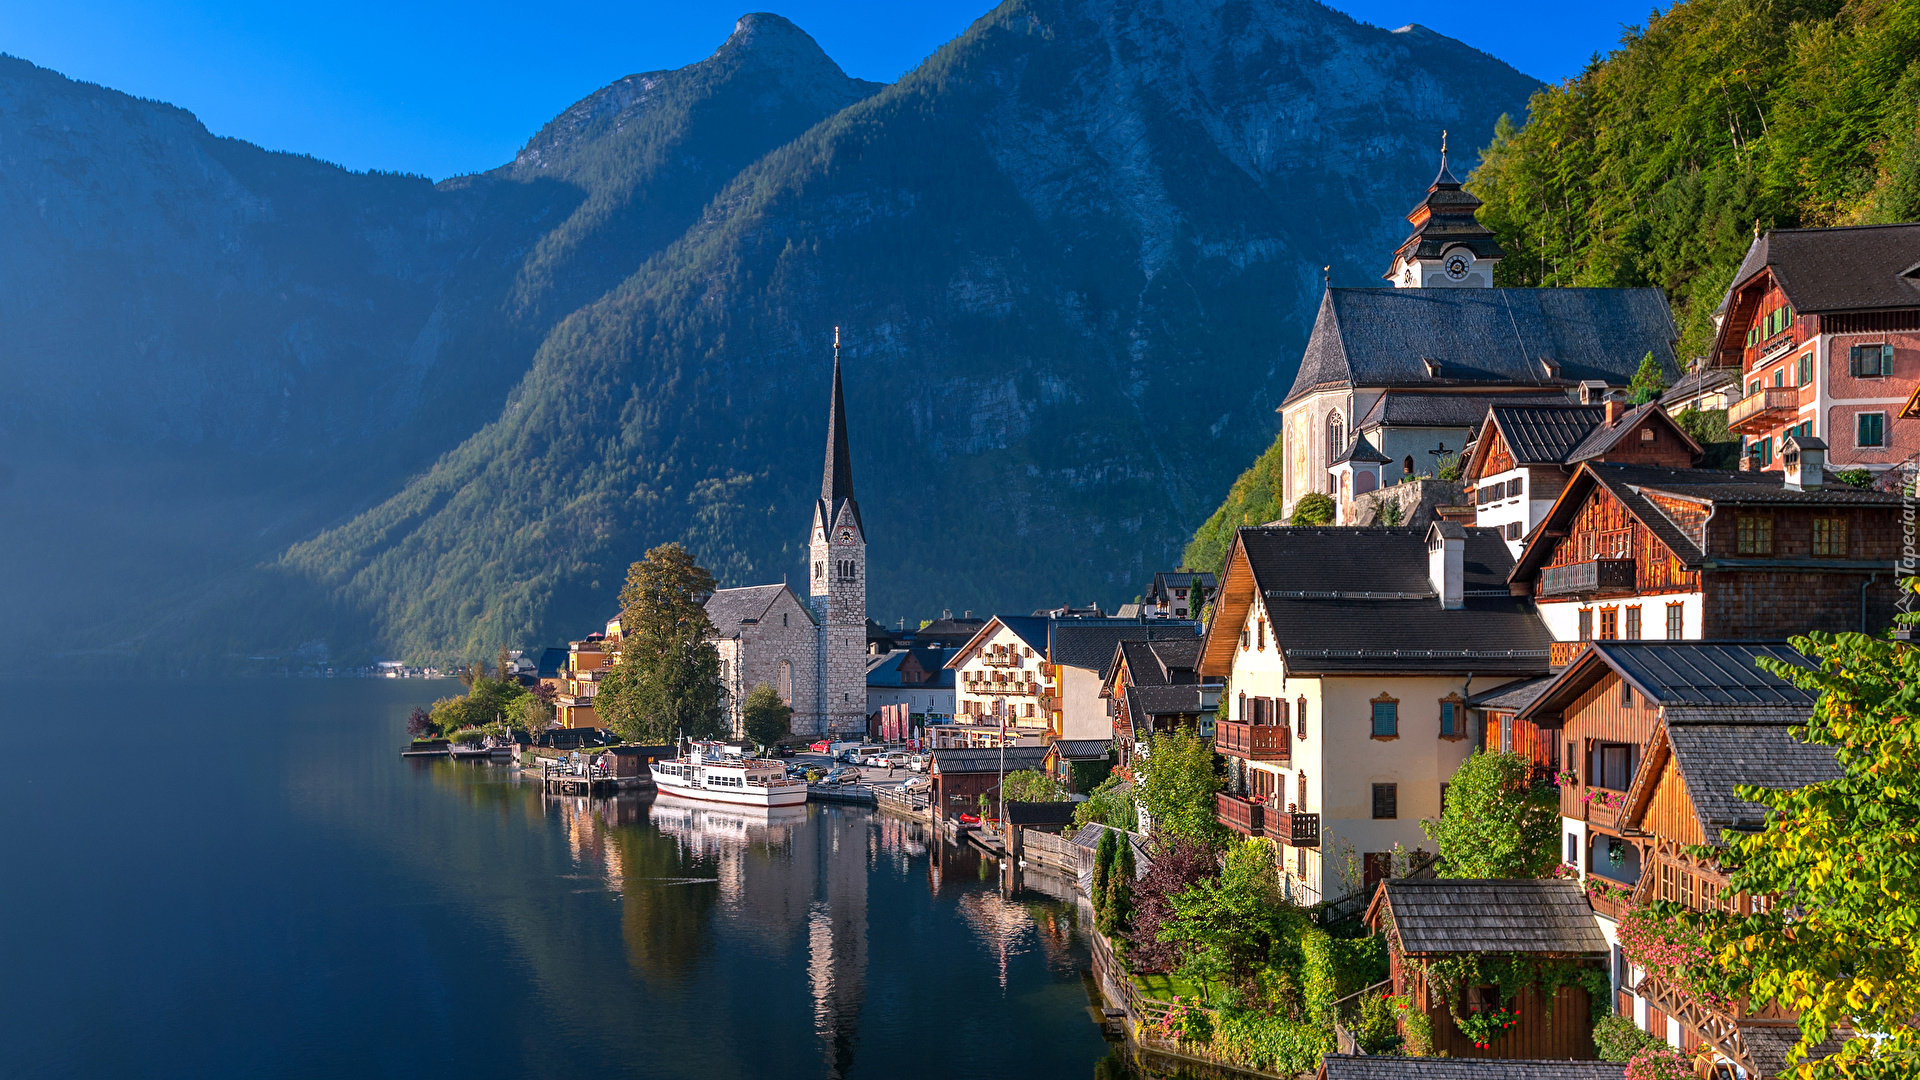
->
[1127,834,1221,972]
[1421,751,1562,878]
[741,682,792,748]
[1000,768,1071,804]
[1470,0,1920,360]
[1074,773,1140,832]
[1670,407,1742,471]
[1629,352,1669,404]
[1159,838,1290,997]
[1685,631,1920,1078]
[1139,731,1224,846]
[596,543,726,743]
[1289,493,1336,526]
[1185,435,1286,573]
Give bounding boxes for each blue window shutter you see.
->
[1883,344,1896,376]
[1440,701,1455,737]
[1373,701,1397,737]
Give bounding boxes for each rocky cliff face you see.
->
[276,0,1541,663]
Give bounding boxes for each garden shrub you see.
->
[1210,1009,1334,1074]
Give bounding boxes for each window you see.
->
[1748,379,1761,397]
[1403,455,1415,476]
[1241,628,1249,649]
[1667,603,1684,639]
[1858,411,1886,448]
[1506,521,1522,541]
[1278,698,1290,728]
[1773,367,1785,388]
[1297,771,1308,809]
[1500,712,1513,752]
[1813,516,1848,557]
[1850,343,1894,377]
[1567,741,1579,782]
[1328,412,1345,462]
[1599,607,1618,640]
[783,612,789,627]
[813,560,824,580]
[1737,515,1774,555]
[1372,783,1398,819]
[1620,677,1633,708]
[778,660,793,705]
[1237,692,1247,722]
[1798,352,1813,386]
[1371,695,1399,738]
[1508,477,1523,498]
[1640,427,1655,443]
[1257,619,1266,650]
[1578,608,1593,641]
[1625,605,1642,640]
[1296,697,1308,739]
[1597,743,1632,790]
[1439,698,1459,737]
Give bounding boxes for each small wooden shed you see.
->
[1367,879,1610,1060]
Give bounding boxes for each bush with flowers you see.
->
[1454,1003,1523,1048]
[1624,1043,1692,1080]
[1616,902,1731,1013]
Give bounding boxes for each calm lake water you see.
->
[0,680,1113,1080]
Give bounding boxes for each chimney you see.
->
[1782,434,1827,491]
[1427,521,1466,609]
[1604,399,1622,425]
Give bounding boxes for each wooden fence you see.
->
[1020,828,1078,874]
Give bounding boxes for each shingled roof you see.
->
[703,584,813,638]
[1127,684,1210,716]
[1227,527,1553,675]
[1376,879,1607,956]
[930,746,1049,775]
[1319,1056,1625,1080]
[1666,724,1840,839]
[1359,391,1571,433]
[1519,642,1817,727]
[1718,223,1920,315]
[1285,288,1679,406]
[1481,404,1605,464]
[1114,638,1204,687]
[1050,620,1200,673]
[1562,402,1703,463]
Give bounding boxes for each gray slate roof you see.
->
[1595,642,1817,706]
[704,584,812,638]
[1048,739,1110,760]
[1563,402,1698,462]
[1285,288,1679,405]
[1719,223,1920,314]
[1381,879,1607,955]
[1667,723,1840,839]
[1004,800,1077,826]
[1117,638,1204,686]
[1320,1056,1625,1080]
[1050,620,1200,673]
[1238,527,1553,674]
[1467,674,1557,712]
[1128,684,1210,716]
[1360,391,1571,431]
[1332,428,1393,464]
[1485,404,1605,463]
[866,645,957,689]
[930,746,1049,775]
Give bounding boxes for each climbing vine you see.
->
[1379,905,1612,1050]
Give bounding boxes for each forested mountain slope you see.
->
[276,0,1539,664]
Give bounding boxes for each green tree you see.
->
[1185,435,1287,573]
[596,543,726,742]
[1139,731,1224,845]
[1159,837,1288,999]
[1420,750,1561,878]
[1289,493,1335,526]
[1671,408,1742,470]
[1105,834,1136,939]
[1093,827,1117,921]
[1073,773,1140,831]
[741,682,793,748]
[1001,768,1070,803]
[1629,352,1669,405]
[1685,631,1920,1078]
[509,692,555,735]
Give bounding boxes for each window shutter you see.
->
[1851,344,1864,377]
[1883,343,1895,376]
[1372,700,1397,737]
[1440,701,1455,737]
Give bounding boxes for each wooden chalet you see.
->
[1318,1057,1624,1080]
[1462,401,1702,557]
[1040,738,1111,791]
[1516,641,1848,1077]
[1507,458,1903,643]
[1098,637,1217,769]
[1367,879,1609,1061]
[928,746,1049,819]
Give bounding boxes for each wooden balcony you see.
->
[1540,558,1636,599]
[1727,386,1800,434]
[964,681,1036,696]
[1549,641,1587,667]
[981,653,1021,667]
[1217,792,1264,837]
[1269,810,1320,848]
[1214,720,1291,762]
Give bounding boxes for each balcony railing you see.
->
[964,680,1036,696]
[1549,641,1587,667]
[981,654,1021,667]
[1540,558,1636,599]
[1727,386,1800,434]
[1269,810,1321,848]
[1214,720,1292,762]
[1217,792,1264,837]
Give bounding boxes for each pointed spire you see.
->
[823,326,855,505]
[1430,129,1460,188]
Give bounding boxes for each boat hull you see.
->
[649,774,807,807]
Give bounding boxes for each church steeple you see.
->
[807,326,867,738]
[819,327,861,538]
[1386,131,1503,288]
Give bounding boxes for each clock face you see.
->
[1444,253,1472,281]
[837,527,854,542]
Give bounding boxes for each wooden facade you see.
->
[1537,488,1698,599]
[1401,976,1599,1061]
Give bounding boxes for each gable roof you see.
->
[1202,527,1553,677]
[1510,463,1901,582]
[1319,1057,1625,1080]
[536,646,568,679]
[1663,723,1840,840]
[1466,404,1603,480]
[930,746,1049,775]
[1718,223,1920,316]
[1046,739,1110,760]
[1466,674,1557,713]
[1561,402,1703,464]
[1358,391,1570,434]
[1332,427,1393,465]
[1374,879,1607,955]
[1518,642,1817,725]
[1127,684,1211,718]
[1284,288,1679,406]
[946,615,1050,667]
[1148,571,1216,597]
[1004,800,1078,826]
[866,646,957,689]
[1049,620,1201,673]
[704,584,814,638]
[1112,638,1205,689]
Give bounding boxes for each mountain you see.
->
[274,0,1541,664]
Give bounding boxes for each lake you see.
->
[0,680,1116,1079]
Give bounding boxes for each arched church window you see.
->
[1328,413,1345,462]
[1403,455,1415,476]
[778,660,793,705]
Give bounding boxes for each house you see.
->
[1048,619,1203,742]
[1662,365,1737,414]
[1041,739,1111,792]
[1512,641,1844,1077]
[706,584,818,738]
[1198,522,1554,905]
[1711,223,1920,475]
[1278,147,1681,518]
[1317,1055,1624,1080]
[1144,571,1217,620]
[944,616,1052,746]
[865,643,956,722]
[1100,637,1220,768]
[929,746,1049,820]
[554,634,609,729]
[1508,456,1904,642]
[1462,401,1702,557]
[1367,879,1610,1060]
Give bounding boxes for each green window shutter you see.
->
[1439,701,1455,737]
[1850,344,1863,376]
[1882,343,1895,376]
[1372,701,1397,737]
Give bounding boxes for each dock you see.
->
[806,783,877,805]
[540,761,649,796]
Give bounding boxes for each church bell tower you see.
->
[808,328,868,737]
[1386,132,1504,288]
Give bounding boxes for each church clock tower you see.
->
[1385,133,1504,288]
[808,328,868,737]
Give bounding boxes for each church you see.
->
[705,336,869,739]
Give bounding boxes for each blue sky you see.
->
[1,0,1654,179]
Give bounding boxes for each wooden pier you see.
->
[540,762,647,796]
[806,783,877,805]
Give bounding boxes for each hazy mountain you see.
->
[275,0,1540,663]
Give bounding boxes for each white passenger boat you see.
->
[649,741,808,807]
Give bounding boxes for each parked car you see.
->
[825,767,861,785]
[907,755,929,772]
[882,753,909,768]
